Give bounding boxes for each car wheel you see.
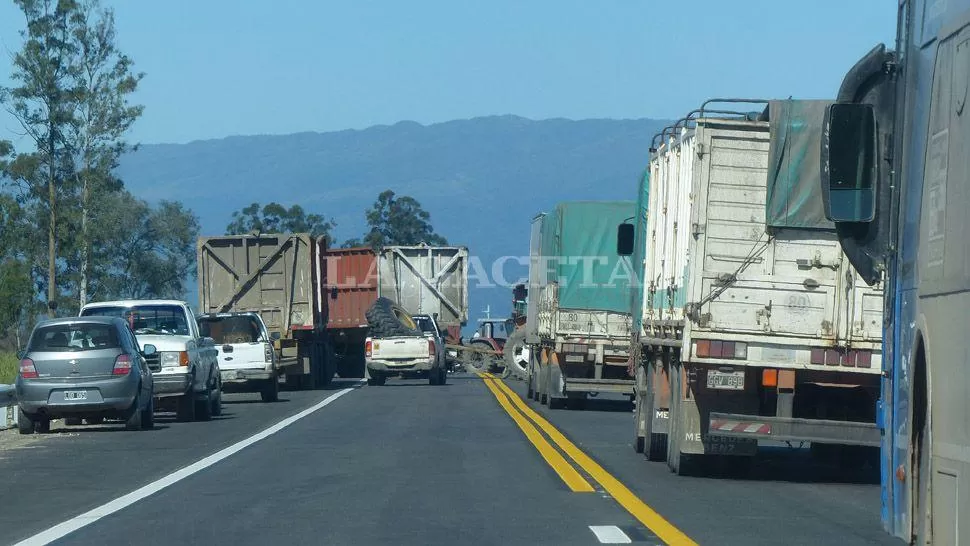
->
[367,373,386,386]
[195,387,213,421]
[64,417,83,426]
[141,395,155,430]
[17,408,34,435]
[34,417,51,434]
[125,397,143,431]
[176,393,196,422]
[261,374,280,402]
[438,366,447,385]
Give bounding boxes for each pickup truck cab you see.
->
[80,300,221,422]
[197,312,280,402]
[365,314,447,386]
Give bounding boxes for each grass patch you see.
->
[0,352,17,384]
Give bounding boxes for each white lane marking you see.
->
[14,385,360,546]
[589,525,633,544]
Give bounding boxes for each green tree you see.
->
[66,0,143,308]
[95,193,200,300]
[363,190,447,248]
[1,0,82,317]
[226,202,335,238]
[340,238,363,248]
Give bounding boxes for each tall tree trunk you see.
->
[47,134,57,318]
[79,168,89,308]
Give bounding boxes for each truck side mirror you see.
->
[616,223,634,256]
[142,344,157,356]
[270,331,281,341]
[821,103,877,223]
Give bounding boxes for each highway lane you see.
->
[501,379,897,546]
[0,373,898,545]
[4,375,658,546]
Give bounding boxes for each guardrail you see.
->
[0,384,17,430]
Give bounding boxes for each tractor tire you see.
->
[366,297,421,338]
[503,328,530,381]
[463,340,494,374]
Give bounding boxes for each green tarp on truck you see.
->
[538,200,638,314]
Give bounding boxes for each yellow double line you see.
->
[479,372,697,546]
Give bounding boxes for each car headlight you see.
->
[160,351,189,367]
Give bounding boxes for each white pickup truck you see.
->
[197,312,280,402]
[365,314,447,386]
[80,300,221,422]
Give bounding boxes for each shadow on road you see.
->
[676,447,880,485]
[47,423,172,433]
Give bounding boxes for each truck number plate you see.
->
[64,391,88,401]
[706,370,744,391]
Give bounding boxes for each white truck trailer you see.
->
[621,99,885,472]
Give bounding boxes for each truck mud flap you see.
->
[708,412,880,447]
[679,400,758,457]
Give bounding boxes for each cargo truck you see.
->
[323,244,468,377]
[198,235,469,385]
[620,99,885,470]
[820,1,970,542]
[197,233,333,389]
[526,201,637,409]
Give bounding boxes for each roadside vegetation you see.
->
[0,352,17,384]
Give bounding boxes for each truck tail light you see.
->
[113,354,132,375]
[364,340,372,358]
[762,368,778,387]
[264,344,273,363]
[428,339,436,356]
[694,340,747,359]
[19,358,37,379]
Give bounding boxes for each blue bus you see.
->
[821,1,969,543]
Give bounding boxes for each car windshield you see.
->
[198,315,262,344]
[28,322,120,352]
[83,305,189,336]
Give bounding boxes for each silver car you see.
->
[15,316,156,434]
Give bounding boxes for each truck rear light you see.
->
[694,340,746,359]
[842,351,857,367]
[811,348,825,365]
[264,345,273,363]
[856,351,872,368]
[762,368,778,387]
[113,354,132,375]
[364,340,372,358]
[824,349,840,366]
[428,339,436,356]
[19,358,37,379]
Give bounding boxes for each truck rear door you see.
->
[370,337,430,361]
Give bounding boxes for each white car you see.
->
[80,300,221,422]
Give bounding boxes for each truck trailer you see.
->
[526,201,638,409]
[622,99,886,470]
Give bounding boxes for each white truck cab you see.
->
[197,312,280,403]
[80,300,221,422]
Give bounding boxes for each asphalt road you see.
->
[0,373,898,546]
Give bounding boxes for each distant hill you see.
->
[116,114,671,332]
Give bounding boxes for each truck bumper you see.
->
[707,412,880,447]
[563,377,635,395]
[368,359,435,374]
[152,372,192,398]
[221,368,273,384]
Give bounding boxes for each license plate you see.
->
[64,391,88,401]
[706,370,744,390]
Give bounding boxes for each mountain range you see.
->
[115,114,671,332]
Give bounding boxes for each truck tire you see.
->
[367,373,386,386]
[261,374,280,402]
[176,393,196,422]
[195,387,213,421]
[366,297,420,338]
[463,340,494,374]
[503,329,530,381]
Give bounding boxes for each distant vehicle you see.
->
[197,312,280,402]
[15,316,156,434]
[527,201,638,409]
[364,299,448,386]
[80,300,221,422]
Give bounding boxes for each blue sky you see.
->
[0,0,896,146]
